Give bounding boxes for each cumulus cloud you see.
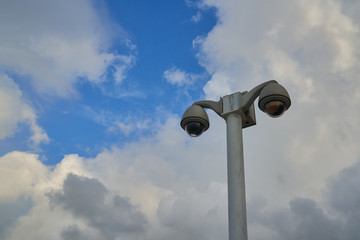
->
[247,196,340,240]
[60,225,94,240]
[0,0,135,97]
[47,173,148,240]
[0,116,228,239]
[2,0,360,239]
[197,0,359,99]
[326,160,360,239]
[193,0,360,208]
[0,151,149,240]
[2,117,360,239]
[149,182,228,240]
[0,150,228,240]
[0,75,49,144]
[0,197,32,239]
[246,159,360,240]
[0,152,48,201]
[163,67,201,86]
[0,0,137,144]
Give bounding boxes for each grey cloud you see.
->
[47,173,148,240]
[48,173,107,218]
[342,0,360,24]
[327,160,360,240]
[149,183,228,240]
[328,160,360,214]
[0,196,32,239]
[248,197,340,240]
[287,198,340,240]
[247,160,360,240]
[61,225,92,240]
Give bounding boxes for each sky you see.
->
[0,0,360,239]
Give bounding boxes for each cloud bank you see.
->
[2,120,360,239]
[1,0,360,239]
[0,75,49,144]
[0,0,135,97]
[195,0,360,206]
[0,0,136,145]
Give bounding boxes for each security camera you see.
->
[180,104,209,137]
[258,82,291,118]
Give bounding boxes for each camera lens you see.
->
[185,121,205,137]
[264,100,287,117]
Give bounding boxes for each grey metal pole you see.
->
[181,82,291,240]
[226,113,248,240]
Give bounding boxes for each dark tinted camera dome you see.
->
[185,121,206,137]
[264,100,287,117]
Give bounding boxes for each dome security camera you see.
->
[180,104,209,137]
[258,82,291,118]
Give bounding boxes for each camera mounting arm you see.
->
[241,80,277,113]
[181,80,291,136]
[192,80,280,117]
[192,99,223,116]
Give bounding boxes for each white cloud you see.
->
[2,0,360,239]
[195,0,360,207]
[0,74,49,144]
[2,116,360,239]
[0,116,228,239]
[0,152,95,240]
[0,151,48,201]
[191,11,202,23]
[81,105,152,136]
[163,67,201,86]
[197,0,359,97]
[0,0,135,97]
[107,120,151,136]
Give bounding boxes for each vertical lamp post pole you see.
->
[222,93,248,239]
[180,80,291,240]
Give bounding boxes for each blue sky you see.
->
[1,0,360,239]
[1,0,217,164]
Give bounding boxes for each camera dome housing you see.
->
[258,82,291,118]
[181,104,209,137]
